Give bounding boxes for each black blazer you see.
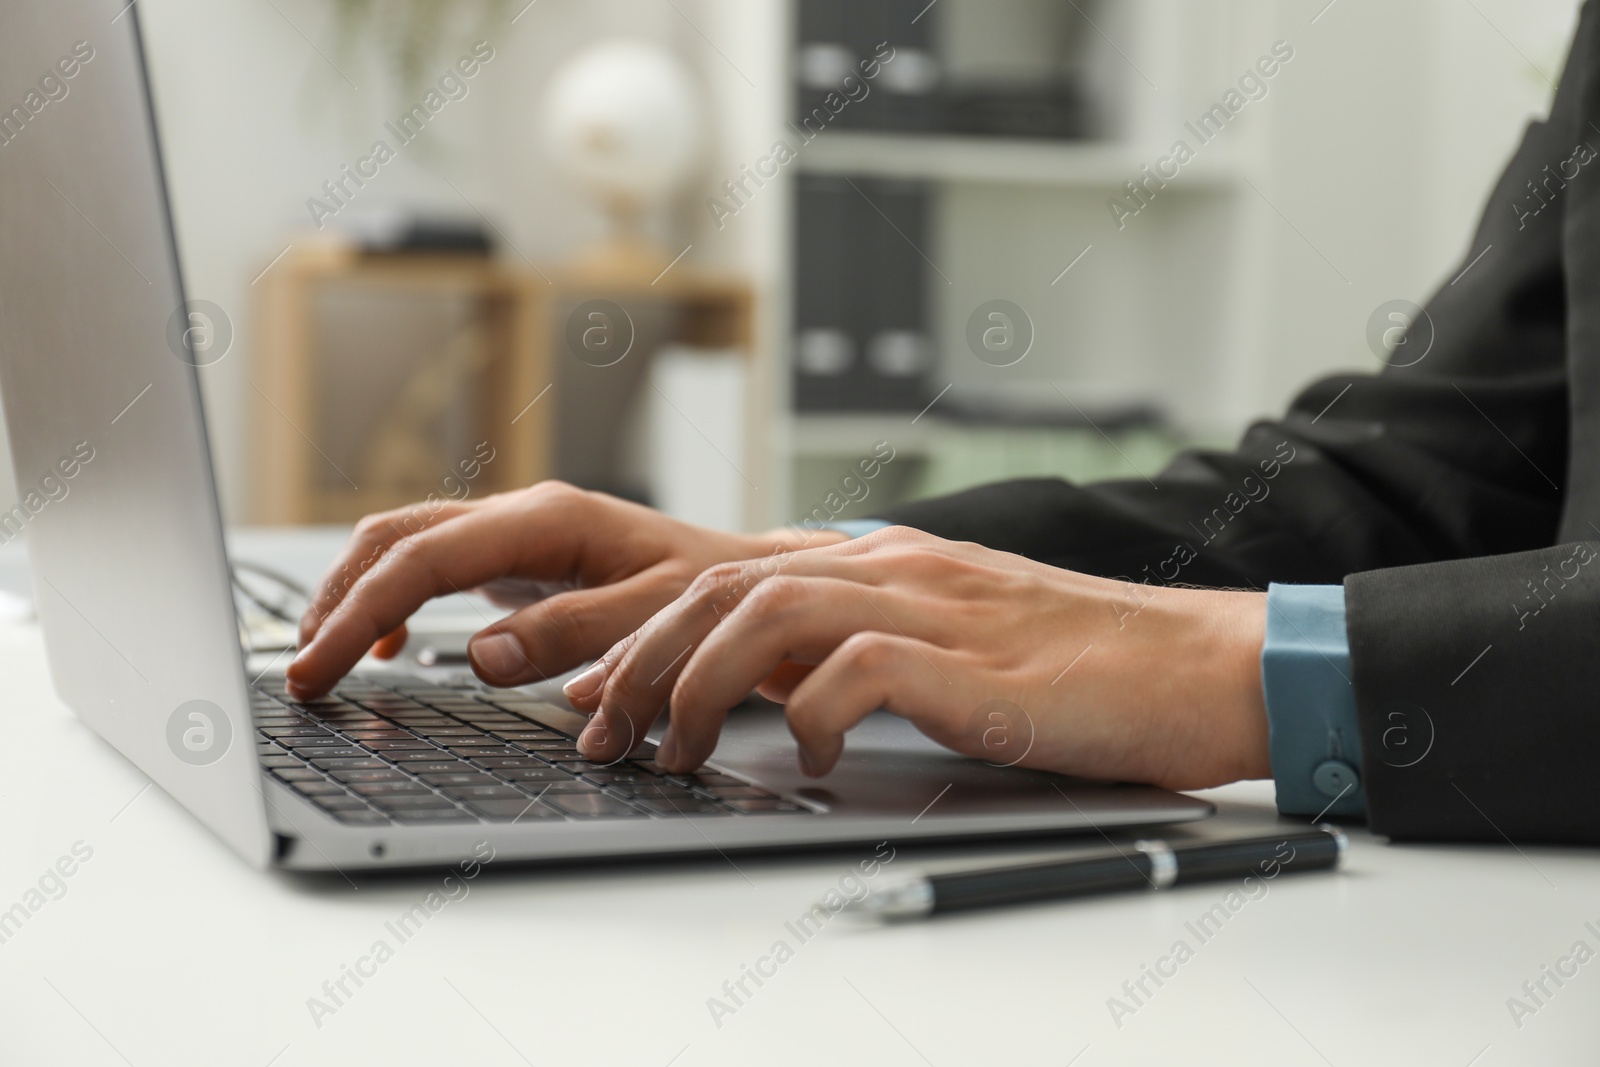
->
[883,3,1600,845]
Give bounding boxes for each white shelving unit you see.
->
[798,130,1244,188]
[762,0,1280,521]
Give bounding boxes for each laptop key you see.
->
[606,784,700,800]
[633,799,731,817]
[311,758,389,771]
[365,739,437,752]
[279,736,351,749]
[312,794,372,812]
[682,773,747,788]
[260,755,303,769]
[453,746,524,758]
[331,809,392,826]
[291,781,346,797]
[340,730,414,741]
[546,794,644,818]
[465,799,565,821]
[396,760,472,775]
[547,760,608,772]
[307,747,368,760]
[317,714,388,727]
[481,696,549,711]
[472,757,548,770]
[421,772,500,787]
[581,771,656,785]
[272,767,326,783]
[699,785,772,800]
[370,794,460,811]
[440,785,526,802]
[387,749,457,762]
[528,780,605,794]
[334,769,409,784]
[350,781,435,797]
[725,799,808,814]
[388,809,480,824]
[495,767,575,783]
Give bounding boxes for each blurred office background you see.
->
[0,0,1582,533]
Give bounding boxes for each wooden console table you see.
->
[251,242,754,525]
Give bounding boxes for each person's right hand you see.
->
[284,481,843,701]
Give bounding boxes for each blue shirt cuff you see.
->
[1261,583,1366,818]
[823,519,893,539]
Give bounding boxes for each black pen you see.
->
[844,825,1348,921]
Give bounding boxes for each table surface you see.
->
[1,530,1596,1066]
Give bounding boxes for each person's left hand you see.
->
[563,526,1273,791]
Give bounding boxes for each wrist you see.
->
[1207,589,1272,781]
[1148,586,1271,789]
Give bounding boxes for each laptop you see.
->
[0,1,1212,871]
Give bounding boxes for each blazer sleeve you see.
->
[1346,544,1600,844]
[1334,3,1600,845]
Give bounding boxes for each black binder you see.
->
[793,175,931,413]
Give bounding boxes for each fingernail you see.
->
[563,661,607,702]
[577,710,608,757]
[469,632,525,681]
[797,748,819,777]
[656,727,678,769]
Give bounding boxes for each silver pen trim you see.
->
[847,876,934,920]
[1316,822,1350,865]
[1132,839,1177,889]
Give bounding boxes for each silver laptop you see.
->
[0,1,1211,871]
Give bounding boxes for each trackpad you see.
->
[711,705,1110,818]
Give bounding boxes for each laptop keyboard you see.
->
[252,675,809,826]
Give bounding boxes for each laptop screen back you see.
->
[0,2,269,866]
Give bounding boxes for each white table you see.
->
[0,532,1595,1065]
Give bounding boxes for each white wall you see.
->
[1239,0,1579,421]
[0,0,1583,517]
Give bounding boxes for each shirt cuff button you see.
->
[1312,759,1360,798]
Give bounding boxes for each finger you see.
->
[584,553,939,765]
[754,661,814,703]
[467,566,683,688]
[370,626,409,660]
[287,488,593,699]
[784,632,965,776]
[577,559,760,763]
[657,577,915,771]
[299,499,482,645]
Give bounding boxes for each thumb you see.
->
[465,569,681,688]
